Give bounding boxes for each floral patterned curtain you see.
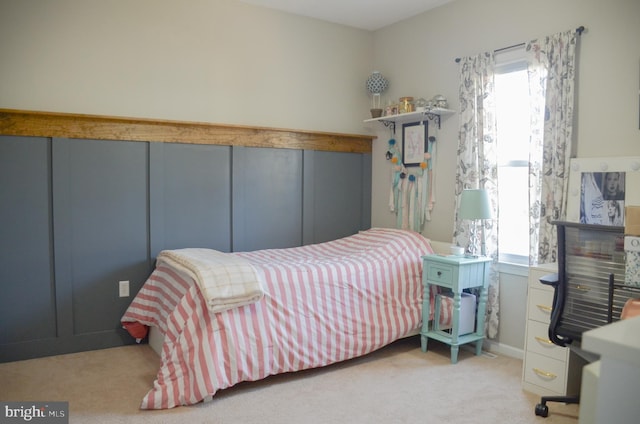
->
[526,29,579,265]
[454,30,580,338]
[454,52,500,338]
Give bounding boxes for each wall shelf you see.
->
[364,108,455,132]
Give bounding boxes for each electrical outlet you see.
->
[119,280,130,297]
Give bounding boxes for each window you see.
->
[494,53,530,264]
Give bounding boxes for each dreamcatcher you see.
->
[386,130,436,232]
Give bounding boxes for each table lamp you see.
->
[459,188,493,257]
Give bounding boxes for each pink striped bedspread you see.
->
[121,228,452,409]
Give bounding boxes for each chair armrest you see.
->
[540,272,569,347]
[539,273,559,288]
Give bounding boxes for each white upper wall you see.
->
[0,0,374,134]
[370,0,640,242]
[1,0,639,244]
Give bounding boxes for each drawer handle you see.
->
[437,271,442,276]
[533,368,557,379]
[534,336,554,345]
[536,304,552,312]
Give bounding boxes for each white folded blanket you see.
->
[156,248,264,313]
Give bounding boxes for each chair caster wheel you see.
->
[535,403,549,417]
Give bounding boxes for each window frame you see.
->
[494,50,530,266]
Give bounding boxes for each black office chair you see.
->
[534,221,627,418]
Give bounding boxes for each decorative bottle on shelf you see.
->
[399,97,414,114]
[415,98,427,112]
[432,94,448,109]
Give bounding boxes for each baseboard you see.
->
[483,339,524,360]
[0,329,136,363]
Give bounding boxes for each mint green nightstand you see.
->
[420,254,492,364]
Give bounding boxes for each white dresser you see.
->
[521,263,584,396]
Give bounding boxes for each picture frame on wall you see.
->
[565,157,640,224]
[580,171,626,226]
[402,121,428,167]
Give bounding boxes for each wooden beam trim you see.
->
[0,109,374,153]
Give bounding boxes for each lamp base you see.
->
[467,220,479,256]
[370,108,383,118]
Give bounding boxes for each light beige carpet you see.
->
[0,336,579,423]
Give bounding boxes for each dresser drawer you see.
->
[523,351,567,394]
[527,287,554,323]
[529,264,557,292]
[425,263,454,288]
[525,320,567,361]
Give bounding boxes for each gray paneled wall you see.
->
[232,146,303,252]
[0,135,371,362]
[303,150,370,244]
[149,142,232,256]
[0,136,55,345]
[52,138,151,336]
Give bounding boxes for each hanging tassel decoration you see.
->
[415,173,422,230]
[408,174,416,230]
[388,138,399,213]
[389,160,397,212]
[428,136,437,214]
[421,168,430,223]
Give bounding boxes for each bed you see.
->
[121,227,453,409]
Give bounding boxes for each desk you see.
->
[420,254,491,363]
[579,316,640,424]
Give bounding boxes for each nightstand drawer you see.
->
[523,351,567,394]
[526,320,567,361]
[528,287,554,324]
[425,263,454,287]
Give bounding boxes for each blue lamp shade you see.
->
[366,71,389,94]
[458,189,492,220]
